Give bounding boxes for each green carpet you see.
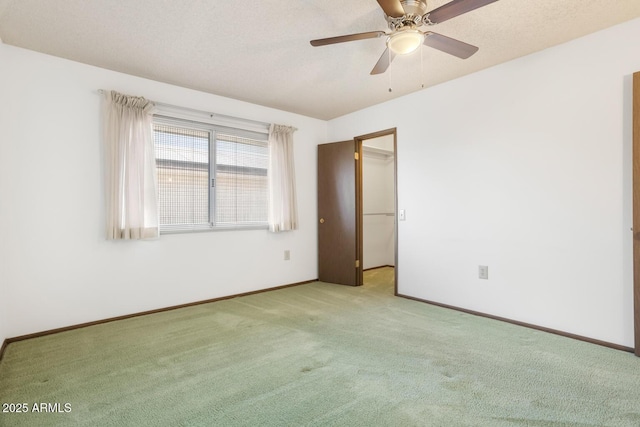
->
[1,267,639,426]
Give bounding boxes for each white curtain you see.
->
[103,90,159,240]
[268,124,298,232]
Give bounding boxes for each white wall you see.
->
[0,238,6,345]
[362,137,395,269]
[0,301,6,347]
[329,18,640,347]
[0,44,326,340]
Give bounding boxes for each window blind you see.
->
[152,117,268,232]
[215,133,268,226]
[154,124,210,228]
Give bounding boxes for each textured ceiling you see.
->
[1,0,640,120]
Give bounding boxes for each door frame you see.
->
[633,71,640,356]
[355,128,398,294]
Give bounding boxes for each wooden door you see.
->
[318,140,362,286]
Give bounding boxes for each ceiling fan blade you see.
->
[423,32,478,59]
[370,47,396,75]
[376,0,405,18]
[310,31,386,47]
[426,0,499,24]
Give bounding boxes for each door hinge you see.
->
[354,152,359,160]
[355,260,360,268]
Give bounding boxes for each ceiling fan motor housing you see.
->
[387,0,431,30]
[401,0,428,15]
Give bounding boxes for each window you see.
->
[153,116,268,232]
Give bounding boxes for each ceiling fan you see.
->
[310,0,499,75]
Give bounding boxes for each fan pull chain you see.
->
[420,47,425,89]
[388,48,393,93]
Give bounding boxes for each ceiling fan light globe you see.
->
[388,30,424,55]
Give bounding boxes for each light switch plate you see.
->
[479,265,488,280]
[399,209,406,221]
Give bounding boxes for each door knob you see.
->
[320,218,325,224]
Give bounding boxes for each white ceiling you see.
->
[1,0,640,120]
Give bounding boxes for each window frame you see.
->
[153,110,270,234]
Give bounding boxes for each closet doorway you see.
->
[317,128,397,292]
[357,129,398,294]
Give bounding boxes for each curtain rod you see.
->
[97,89,296,132]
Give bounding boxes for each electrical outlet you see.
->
[284,250,290,261]
[478,265,488,280]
